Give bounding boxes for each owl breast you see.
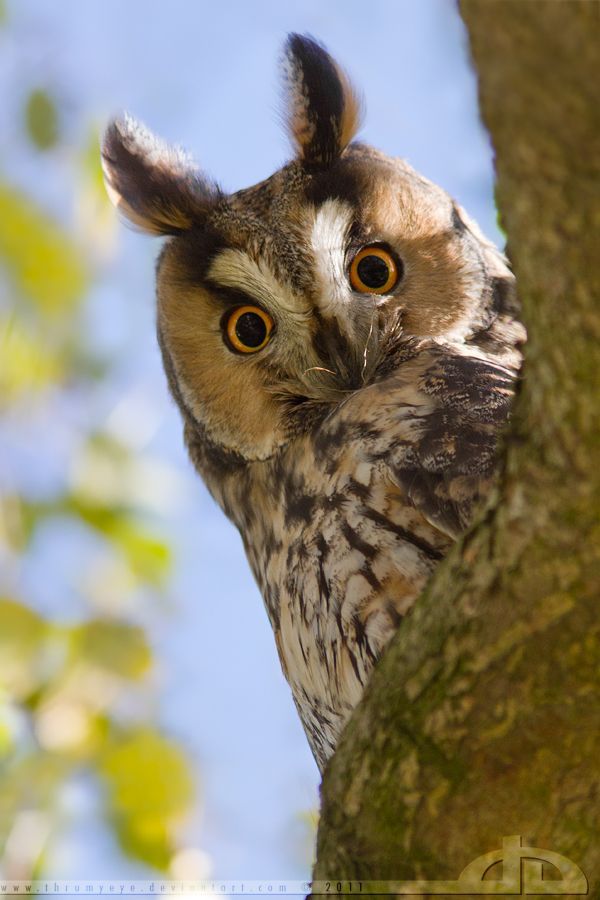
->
[257,453,450,770]
[196,343,514,771]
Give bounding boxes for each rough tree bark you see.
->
[313,2,599,896]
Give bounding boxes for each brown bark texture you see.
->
[312,2,600,897]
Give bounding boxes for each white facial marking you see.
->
[310,199,354,317]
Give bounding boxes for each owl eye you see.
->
[349,246,400,295]
[224,305,274,354]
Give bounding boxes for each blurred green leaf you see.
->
[72,619,152,680]
[0,315,66,403]
[69,497,172,587]
[82,125,110,198]
[0,751,69,853]
[0,598,45,649]
[101,729,195,868]
[25,89,59,150]
[109,520,172,587]
[0,599,47,697]
[0,714,13,757]
[18,495,172,588]
[76,125,118,252]
[0,184,88,316]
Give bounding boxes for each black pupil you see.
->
[356,254,390,289]
[235,311,267,348]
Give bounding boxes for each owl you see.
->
[102,35,525,773]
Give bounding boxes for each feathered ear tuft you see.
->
[101,115,219,236]
[282,34,363,166]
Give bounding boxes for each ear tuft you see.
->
[101,115,218,236]
[282,34,363,166]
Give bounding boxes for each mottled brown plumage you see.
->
[102,34,525,771]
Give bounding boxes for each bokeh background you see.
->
[0,0,503,881]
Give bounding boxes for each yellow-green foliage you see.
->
[0,23,195,875]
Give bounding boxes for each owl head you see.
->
[102,34,519,467]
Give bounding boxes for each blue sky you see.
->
[3,0,500,880]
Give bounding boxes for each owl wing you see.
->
[384,347,516,539]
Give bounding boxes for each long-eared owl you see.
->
[102,35,524,772]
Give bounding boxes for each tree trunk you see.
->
[312,2,599,896]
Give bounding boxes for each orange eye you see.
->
[349,246,400,294]
[225,305,274,353]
